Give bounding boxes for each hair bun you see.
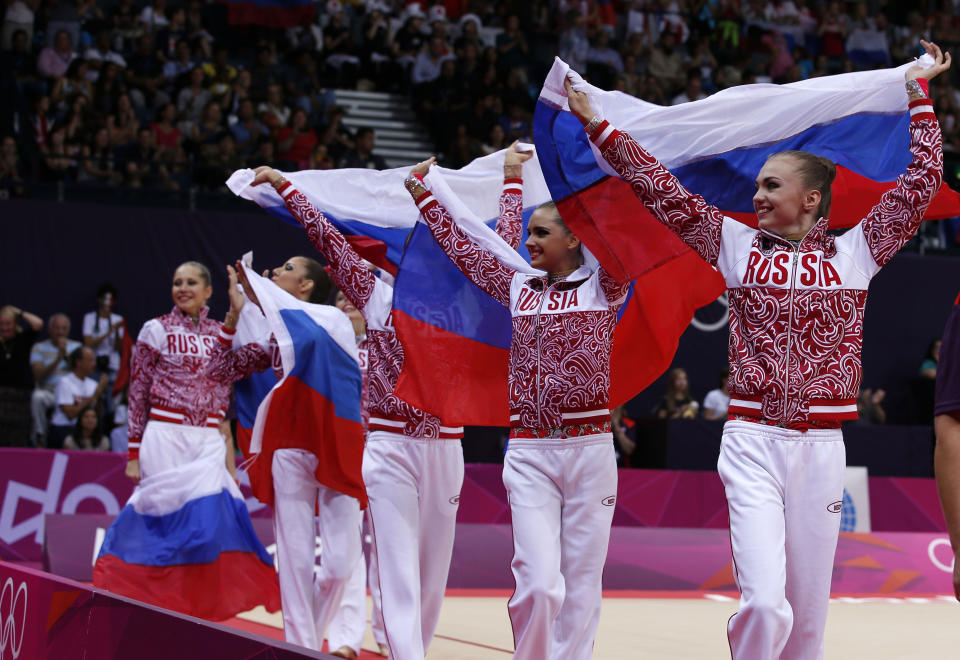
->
[818,156,837,184]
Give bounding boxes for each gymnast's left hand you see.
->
[410,156,436,178]
[565,76,596,126]
[906,40,951,81]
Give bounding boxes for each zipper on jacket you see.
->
[783,243,801,425]
[533,279,549,428]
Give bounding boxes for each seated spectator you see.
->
[177,66,212,133]
[199,131,243,189]
[37,29,77,80]
[120,126,175,189]
[339,126,385,169]
[921,338,941,379]
[77,127,122,185]
[246,134,280,169]
[585,30,623,89]
[360,2,397,90]
[189,101,225,160]
[702,369,730,420]
[481,122,507,155]
[230,99,266,155]
[49,346,109,449]
[139,0,169,32]
[306,142,335,170]
[152,102,183,160]
[496,14,529,73]
[276,108,318,169]
[41,123,80,181]
[155,5,188,60]
[4,29,40,94]
[393,4,428,73]
[28,96,55,152]
[558,9,589,74]
[163,38,196,86]
[412,35,455,87]
[127,33,169,109]
[0,306,43,446]
[51,59,93,111]
[106,93,139,148]
[84,29,127,79]
[257,83,291,133]
[323,1,361,88]
[1,1,36,50]
[30,313,81,446]
[656,368,700,419]
[0,136,22,182]
[64,406,110,451]
[649,31,686,96]
[857,388,886,424]
[671,69,707,105]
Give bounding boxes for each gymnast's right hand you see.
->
[564,76,596,127]
[125,459,140,483]
[251,165,284,187]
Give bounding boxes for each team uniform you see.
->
[935,292,960,417]
[206,314,364,652]
[94,306,280,619]
[274,175,523,660]
[590,79,941,659]
[411,180,628,660]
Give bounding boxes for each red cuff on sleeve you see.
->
[127,443,140,461]
[276,180,293,196]
[916,78,930,95]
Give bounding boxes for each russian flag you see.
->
[93,435,281,620]
[239,264,367,508]
[535,58,960,400]
[221,0,315,28]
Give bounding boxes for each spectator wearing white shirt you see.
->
[84,30,127,80]
[139,0,169,32]
[671,69,707,105]
[411,35,455,85]
[30,313,81,445]
[50,346,109,449]
[702,369,730,420]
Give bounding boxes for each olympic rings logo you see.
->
[0,578,27,660]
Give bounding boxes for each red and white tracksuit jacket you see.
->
[410,186,630,430]
[589,86,942,428]
[127,306,231,459]
[274,176,524,438]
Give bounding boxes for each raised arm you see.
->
[127,322,162,461]
[565,78,727,267]
[405,160,516,307]
[251,166,377,312]
[860,48,949,267]
[496,141,532,250]
[205,264,273,383]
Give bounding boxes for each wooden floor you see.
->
[235,591,960,658]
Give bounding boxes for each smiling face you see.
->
[171,264,212,317]
[753,155,820,237]
[525,206,581,275]
[334,290,363,325]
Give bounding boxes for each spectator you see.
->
[360,1,396,89]
[106,93,139,147]
[84,29,127,77]
[922,338,942,379]
[127,33,168,109]
[120,126,174,189]
[323,1,360,88]
[412,35,455,86]
[671,69,707,105]
[276,108,318,169]
[93,61,127,115]
[37,29,77,80]
[558,9,589,74]
[393,3,427,73]
[77,126,122,185]
[1,0,38,50]
[481,121,507,155]
[0,135,22,182]
[857,388,887,424]
[176,65,210,131]
[702,369,730,420]
[0,305,43,447]
[257,83,291,133]
[28,95,54,151]
[82,283,124,382]
[155,5,188,60]
[339,126,385,169]
[496,14,528,73]
[151,101,183,162]
[163,38,195,86]
[648,31,686,96]
[30,313,81,445]
[138,0,169,32]
[41,123,80,180]
[230,98,266,155]
[245,134,279,169]
[4,28,39,91]
[611,404,636,466]
[656,367,700,419]
[50,58,93,110]
[63,406,110,450]
[49,346,109,449]
[190,100,224,160]
[585,29,623,89]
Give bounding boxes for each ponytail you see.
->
[769,151,837,220]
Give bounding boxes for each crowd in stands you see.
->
[1,0,960,196]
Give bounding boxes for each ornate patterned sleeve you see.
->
[861,85,942,268]
[589,119,725,266]
[127,322,161,459]
[276,181,377,311]
[205,325,272,383]
[410,185,515,307]
[495,176,524,250]
[598,266,630,307]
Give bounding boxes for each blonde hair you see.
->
[177,261,211,286]
[768,151,837,219]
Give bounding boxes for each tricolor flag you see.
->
[236,264,367,507]
[93,435,281,620]
[222,0,315,28]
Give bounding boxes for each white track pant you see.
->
[504,435,618,660]
[718,421,845,660]
[272,448,362,651]
[327,510,386,654]
[363,432,464,660]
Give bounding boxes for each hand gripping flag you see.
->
[236,264,367,507]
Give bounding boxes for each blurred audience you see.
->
[0,305,43,446]
[29,312,80,445]
[702,369,730,420]
[49,345,109,449]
